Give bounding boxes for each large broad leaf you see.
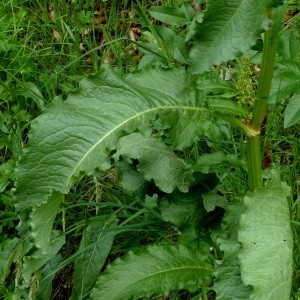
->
[15,66,201,213]
[73,216,118,299]
[238,171,293,299]
[14,65,209,247]
[189,0,271,73]
[90,244,213,299]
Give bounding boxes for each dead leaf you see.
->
[48,5,55,23]
[53,29,61,42]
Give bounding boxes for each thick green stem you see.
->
[252,29,278,129]
[247,17,279,190]
[247,135,263,189]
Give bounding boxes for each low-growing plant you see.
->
[1,0,300,299]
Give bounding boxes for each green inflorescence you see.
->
[236,57,256,108]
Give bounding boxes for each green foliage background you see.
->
[0,0,300,299]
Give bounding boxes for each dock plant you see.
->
[1,0,298,299]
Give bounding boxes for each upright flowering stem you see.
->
[247,10,280,190]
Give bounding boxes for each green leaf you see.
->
[213,201,252,299]
[157,109,213,150]
[271,2,288,39]
[269,60,300,103]
[202,189,227,213]
[0,160,14,193]
[21,231,65,288]
[238,171,293,299]
[15,66,202,216]
[115,132,193,193]
[117,161,147,196]
[138,52,164,68]
[73,216,118,299]
[197,80,239,98]
[189,0,270,73]
[182,1,195,20]
[21,82,45,110]
[29,192,62,252]
[36,254,63,300]
[214,239,252,299]
[90,244,213,299]
[153,26,188,64]
[194,152,246,173]
[284,92,300,128]
[0,237,19,283]
[172,35,189,64]
[185,13,204,42]
[207,98,250,117]
[279,29,300,60]
[160,190,207,236]
[15,65,217,256]
[149,6,191,25]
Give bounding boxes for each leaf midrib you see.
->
[102,264,213,299]
[63,105,207,190]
